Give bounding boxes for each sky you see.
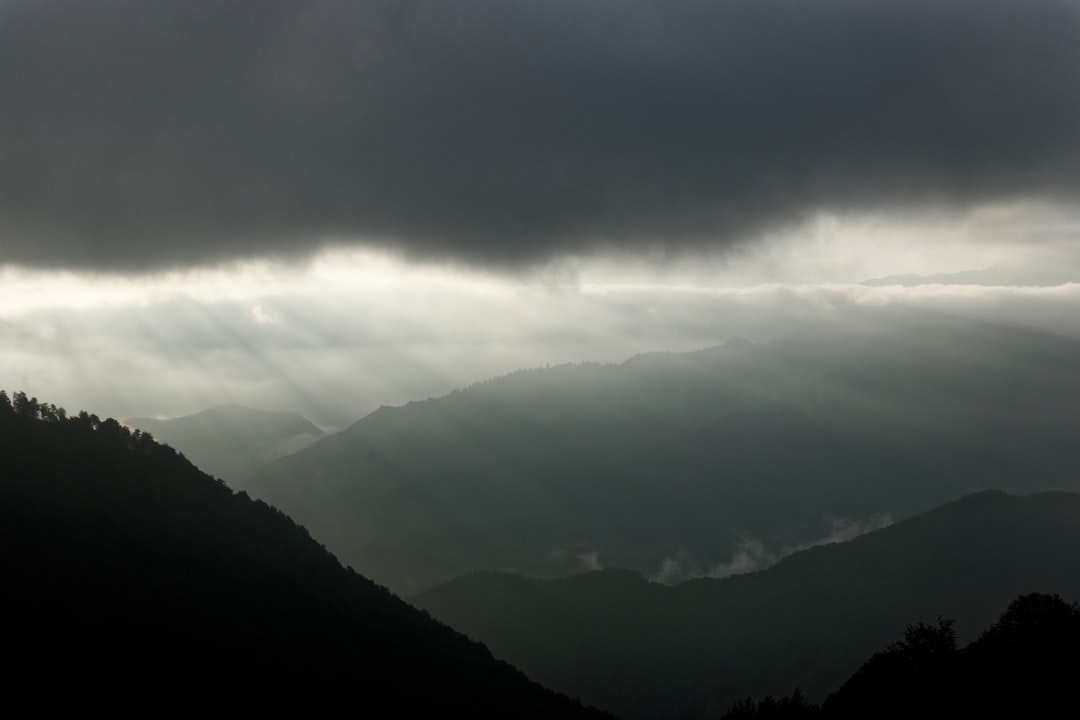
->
[2,0,1079,429]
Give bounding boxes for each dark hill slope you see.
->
[723,592,1080,719]
[0,393,610,717]
[127,403,324,490]
[251,321,1080,592]
[821,593,1080,718]
[414,490,1080,720]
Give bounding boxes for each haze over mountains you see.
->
[414,490,1080,720]
[126,404,324,490]
[3,2,1079,715]
[250,317,1080,593]
[6,390,1077,717]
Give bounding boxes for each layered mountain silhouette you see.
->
[250,319,1080,593]
[0,392,610,716]
[414,490,1080,720]
[127,403,324,489]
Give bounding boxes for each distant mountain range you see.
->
[5,390,1076,717]
[127,403,324,489]
[249,319,1080,593]
[414,490,1080,720]
[0,393,610,716]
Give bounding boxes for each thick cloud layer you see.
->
[2,0,1079,271]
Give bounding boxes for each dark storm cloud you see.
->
[2,0,1079,271]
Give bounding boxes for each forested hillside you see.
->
[0,391,610,717]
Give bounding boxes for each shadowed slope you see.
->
[0,392,610,717]
[721,592,1080,719]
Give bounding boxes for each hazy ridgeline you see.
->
[250,318,1080,593]
[126,403,325,490]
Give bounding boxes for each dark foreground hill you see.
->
[414,490,1080,720]
[0,392,610,717]
[725,592,1080,719]
[250,320,1080,593]
[127,403,324,490]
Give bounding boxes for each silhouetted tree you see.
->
[12,391,39,419]
[823,596,1080,718]
[823,616,958,717]
[977,592,1079,644]
[962,592,1080,716]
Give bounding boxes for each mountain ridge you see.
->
[414,488,1080,719]
[250,320,1080,593]
[126,402,325,489]
[0,392,611,717]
